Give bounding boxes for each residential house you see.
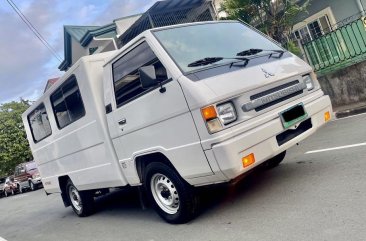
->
[292,0,366,43]
[291,0,366,75]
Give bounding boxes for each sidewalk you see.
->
[333,101,366,119]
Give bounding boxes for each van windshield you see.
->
[153,22,283,73]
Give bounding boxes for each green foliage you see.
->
[220,0,309,43]
[0,100,33,176]
[285,40,302,57]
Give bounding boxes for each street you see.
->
[1,114,366,241]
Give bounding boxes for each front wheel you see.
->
[66,180,95,217]
[144,162,199,224]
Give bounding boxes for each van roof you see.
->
[24,21,240,117]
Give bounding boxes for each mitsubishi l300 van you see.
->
[22,21,332,223]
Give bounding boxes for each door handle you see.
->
[118,118,127,126]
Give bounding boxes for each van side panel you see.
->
[23,54,127,193]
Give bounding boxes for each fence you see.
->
[302,17,366,76]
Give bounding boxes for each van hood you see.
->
[179,55,312,109]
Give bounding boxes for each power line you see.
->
[6,0,63,62]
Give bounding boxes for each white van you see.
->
[22,21,332,223]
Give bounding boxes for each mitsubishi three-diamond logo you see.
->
[261,68,275,78]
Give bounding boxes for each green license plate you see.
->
[280,103,308,129]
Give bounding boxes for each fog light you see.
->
[206,119,222,133]
[242,153,255,168]
[324,111,331,122]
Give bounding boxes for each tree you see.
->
[220,0,309,43]
[0,100,33,176]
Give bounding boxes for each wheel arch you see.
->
[58,175,71,207]
[135,152,183,184]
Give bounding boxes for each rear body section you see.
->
[22,52,127,194]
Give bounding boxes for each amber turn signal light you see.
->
[242,153,255,168]
[324,111,331,122]
[201,105,217,121]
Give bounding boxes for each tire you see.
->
[65,180,95,217]
[30,181,36,191]
[144,162,199,224]
[264,151,286,169]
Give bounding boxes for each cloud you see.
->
[0,0,54,102]
[0,0,158,103]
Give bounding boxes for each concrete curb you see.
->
[335,106,366,119]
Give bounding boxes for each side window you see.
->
[27,103,52,143]
[112,41,168,107]
[50,76,85,129]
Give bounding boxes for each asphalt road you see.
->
[1,114,366,241]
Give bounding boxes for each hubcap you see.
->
[150,173,179,214]
[68,186,82,212]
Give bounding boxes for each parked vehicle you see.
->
[0,177,6,198]
[14,161,43,192]
[22,21,332,223]
[3,177,18,197]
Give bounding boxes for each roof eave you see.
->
[80,23,117,47]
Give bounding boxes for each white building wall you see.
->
[71,38,87,65]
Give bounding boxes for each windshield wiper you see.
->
[187,57,249,68]
[187,57,223,67]
[236,48,285,58]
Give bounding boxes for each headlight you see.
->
[32,173,40,179]
[201,102,237,134]
[216,102,237,125]
[303,74,314,91]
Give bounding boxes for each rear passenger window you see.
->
[112,41,168,107]
[27,103,52,143]
[50,76,85,129]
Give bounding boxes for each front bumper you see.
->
[190,95,332,186]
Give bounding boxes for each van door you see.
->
[105,40,213,185]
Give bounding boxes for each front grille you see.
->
[246,80,304,112]
[250,80,299,100]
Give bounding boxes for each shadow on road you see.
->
[83,158,325,223]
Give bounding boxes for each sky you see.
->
[0,0,159,103]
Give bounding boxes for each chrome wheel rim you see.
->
[68,186,82,212]
[150,173,179,214]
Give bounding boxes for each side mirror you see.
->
[139,66,158,89]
